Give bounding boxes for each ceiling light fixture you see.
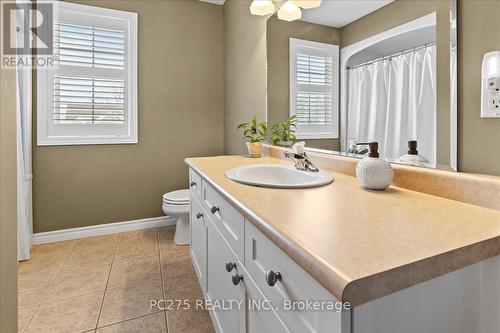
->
[249,0,275,16]
[294,0,322,9]
[277,0,302,22]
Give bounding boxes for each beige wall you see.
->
[223,0,268,155]
[341,0,451,167]
[0,42,18,333]
[458,0,500,176]
[33,0,224,232]
[266,17,341,151]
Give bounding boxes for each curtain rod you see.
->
[347,41,438,70]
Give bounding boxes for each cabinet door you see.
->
[242,267,290,333]
[190,195,207,293]
[207,218,245,333]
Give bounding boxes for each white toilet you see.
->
[162,189,190,245]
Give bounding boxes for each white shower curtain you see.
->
[347,45,437,165]
[16,4,33,261]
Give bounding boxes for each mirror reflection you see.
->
[266,0,456,170]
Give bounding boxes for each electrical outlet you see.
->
[485,78,500,117]
[481,52,500,118]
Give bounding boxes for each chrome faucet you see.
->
[283,142,319,172]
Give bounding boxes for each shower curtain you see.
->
[347,45,437,165]
[16,4,33,261]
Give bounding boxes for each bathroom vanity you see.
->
[186,154,500,333]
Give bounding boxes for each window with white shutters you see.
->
[290,38,339,139]
[37,2,137,145]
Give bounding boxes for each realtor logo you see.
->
[1,1,54,68]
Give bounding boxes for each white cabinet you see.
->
[189,167,343,333]
[206,217,245,333]
[190,194,207,293]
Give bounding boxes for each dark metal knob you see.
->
[210,206,220,214]
[232,273,243,285]
[190,181,196,187]
[265,270,282,287]
[196,213,203,219]
[225,262,236,272]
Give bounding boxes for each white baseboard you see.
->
[33,216,176,245]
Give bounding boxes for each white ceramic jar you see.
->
[355,142,394,190]
[356,157,394,190]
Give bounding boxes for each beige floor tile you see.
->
[164,267,204,302]
[108,256,160,288]
[18,252,69,276]
[159,238,189,261]
[166,308,214,333]
[44,265,111,302]
[26,292,103,333]
[161,246,191,278]
[114,229,159,261]
[98,279,163,327]
[31,240,77,256]
[157,226,175,241]
[65,248,115,268]
[18,306,37,332]
[18,270,58,294]
[64,236,118,268]
[96,312,167,333]
[119,229,157,242]
[18,288,46,308]
[76,234,119,251]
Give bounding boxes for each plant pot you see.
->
[246,141,263,158]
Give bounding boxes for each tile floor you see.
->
[17,226,215,333]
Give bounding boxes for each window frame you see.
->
[289,38,339,140]
[37,1,138,146]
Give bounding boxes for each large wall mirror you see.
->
[266,0,457,171]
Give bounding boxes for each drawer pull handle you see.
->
[190,181,197,187]
[196,213,203,219]
[210,206,220,214]
[225,261,236,272]
[232,273,243,286]
[265,270,282,287]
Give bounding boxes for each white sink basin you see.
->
[225,164,334,189]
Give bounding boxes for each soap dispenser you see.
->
[355,142,394,190]
[397,140,429,166]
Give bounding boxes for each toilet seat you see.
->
[163,189,189,205]
[162,189,190,245]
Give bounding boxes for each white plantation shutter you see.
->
[290,38,339,139]
[37,2,137,145]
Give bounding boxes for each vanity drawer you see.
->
[189,168,202,203]
[202,181,244,261]
[245,222,342,333]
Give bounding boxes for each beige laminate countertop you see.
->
[185,156,500,307]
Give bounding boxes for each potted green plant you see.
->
[237,116,268,157]
[271,115,297,147]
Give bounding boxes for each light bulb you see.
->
[250,0,275,16]
[294,0,322,9]
[277,0,301,22]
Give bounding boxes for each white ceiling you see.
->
[300,0,394,28]
[198,0,226,5]
[346,24,436,67]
